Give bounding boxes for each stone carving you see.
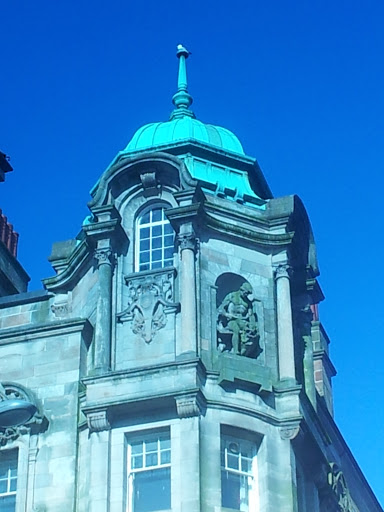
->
[177,233,198,252]
[175,393,204,418]
[0,383,44,446]
[51,295,71,318]
[217,282,260,358]
[274,264,292,280]
[117,270,179,344]
[87,410,111,433]
[0,425,29,446]
[140,171,160,194]
[94,248,113,267]
[328,463,354,512]
[280,426,300,440]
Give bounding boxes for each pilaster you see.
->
[275,264,296,383]
[177,230,198,357]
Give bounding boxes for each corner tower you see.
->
[0,47,381,512]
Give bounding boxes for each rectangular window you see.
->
[137,207,174,272]
[221,434,257,511]
[0,450,18,512]
[127,430,171,512]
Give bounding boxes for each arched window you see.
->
[136,206,174,271]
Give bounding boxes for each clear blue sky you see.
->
[2,0,383,504]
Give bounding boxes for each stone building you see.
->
[0,152,29,297]
[0,46,381,512]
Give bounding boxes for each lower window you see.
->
[0,450,18,512]
[127,430,171,512]
[221,434,258,511]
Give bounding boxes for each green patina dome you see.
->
[125,117,244,155]
[123,45,244,156]
[94,46,271,209]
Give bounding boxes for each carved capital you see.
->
[274,264,292,280]
[87,410,111,432]
[175,393,204,418]
[94,248,113,267]
[280,426,300,440]
[177,233,198,252]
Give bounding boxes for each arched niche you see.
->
[215,273,262,360]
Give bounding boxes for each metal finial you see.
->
[170,44,194,119]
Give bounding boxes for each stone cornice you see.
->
[43,239,91,292]
[82,357,205,386]
[0,290,51,309]
[205,209,294,247]
[0,317,93,344]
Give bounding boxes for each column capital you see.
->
[274,264,292,280]
[94,248,114,268]
[177,233,198,252]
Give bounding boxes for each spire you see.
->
[170,44,195,120]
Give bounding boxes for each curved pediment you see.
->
[88,151,197,209]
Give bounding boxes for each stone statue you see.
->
[217,282,260,358]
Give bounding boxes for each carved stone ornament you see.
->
[51,298,71,318]
[175,394,203,418]
[140,171,159,191]
[117,270,179,344]
[0,383,44,446]
[94,248,113,267]
[327,463,354,512]
[274,264,292,280]
[87,410,111,433]
[0,425,29,447]
[177,233,198,252]
[280,426,300,440]
[217,282,261,359]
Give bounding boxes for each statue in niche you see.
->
[117,272,178,344]
[217,282,260,358]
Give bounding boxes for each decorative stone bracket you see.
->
[175,392,205,418]
[279,425,301,440]
[87,410,111,433]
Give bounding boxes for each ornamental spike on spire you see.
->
[170,44,195,120]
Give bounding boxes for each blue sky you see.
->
[2,0,384,504]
